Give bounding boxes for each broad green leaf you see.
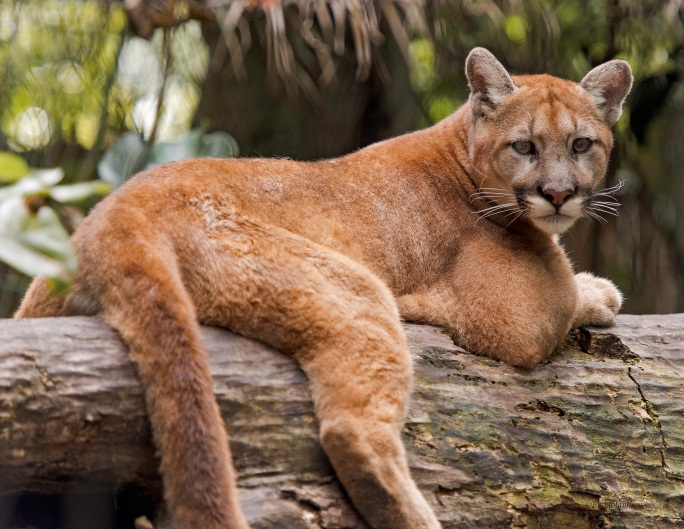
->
[50,180,112,203]
[97,132,149,187]
[0,196,77,292]
[0,196,26,235]
[150,129,204,166]
[199,132,239,158]
[98,129,238,188]
[0,152,29,183]
[148,130,238,166]
[17,206,78,276]
[0,168,65,201]
[0,236,69,283]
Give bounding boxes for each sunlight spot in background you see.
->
[57,62,85,95]
[131,95,158,138]
[505,14,527,43]
[130,84,201,142]
[119,22,207,142]
[76,113,99,149]
[0,8,16,41]
[10,107,52,150]
[117,38,163,98]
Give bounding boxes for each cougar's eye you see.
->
[572,137,593,153]
[512,140,535,155]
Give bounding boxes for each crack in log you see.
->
[515,399,566,417]
[626,366,682,482]
[20,351,57,391]
[565,329,640,364]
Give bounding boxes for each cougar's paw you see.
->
[573,272,623,327]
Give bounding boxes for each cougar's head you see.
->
[465,47,632,235]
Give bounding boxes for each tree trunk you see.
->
[1,315,683,528]
[193,18,421,161]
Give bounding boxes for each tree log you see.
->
[1,315,683,528]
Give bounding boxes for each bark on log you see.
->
[0,315,683,529]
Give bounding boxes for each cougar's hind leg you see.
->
[86,235,249,529]
[308,330,441,529]
[16,227,103,319]
[188,220,441,529]
[15,278,67,317]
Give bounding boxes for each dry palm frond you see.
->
[125,0,428,96]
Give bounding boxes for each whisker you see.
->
[478,202,516,211]
[593,181,625,201]
[475,203,520,222]
[592,194,621,204]
[470,190,514,198]
[590,203,619,212]
[589,204,619,216]
[601,180,625,192]
[584,210,608,224]
[472,204,515,216]
[472,190,514,196]
[592,199,622,208]
[470,188,517,202]
[500,208,523,220]
[470,164,488,180]
[479,207,519,219]
[470,194,515,203]
[590,200,620,208]
[504,210,526,228]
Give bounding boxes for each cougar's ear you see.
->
[466,47,517,116]
[580,60,633,126]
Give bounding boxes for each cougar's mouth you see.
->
[515,187,584,235]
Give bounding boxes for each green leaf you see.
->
[0,236,71,291]
[198,131,239,158]
[98,129,239,188]
[0,196,77,292]
[50,180,112,203]
[0,152,29,183]
[150,129,204,166]
[0,168,65,201]
[97,132,149,187]
[148,130,239,167]
[17,206,78,276]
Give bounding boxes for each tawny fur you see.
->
[15,49,632,529]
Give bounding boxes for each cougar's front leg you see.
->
[572,272,622,328]
[397,239,578,368]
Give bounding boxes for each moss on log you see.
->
[0,315,683,528]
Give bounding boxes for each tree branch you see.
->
[1,315,682,528]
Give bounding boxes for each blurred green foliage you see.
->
[98,129,239,187]
[0,151,110,292]
[0,1,126,153]
[412,0,682,123]
[0,1,208,166]
[0,1,225,312]
[0,0,683,316]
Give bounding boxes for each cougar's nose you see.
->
[538,187,576,207]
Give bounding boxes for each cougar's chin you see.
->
[529,213,578,235]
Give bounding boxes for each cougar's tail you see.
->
[19,224,250,529]
[98,234,250,529]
